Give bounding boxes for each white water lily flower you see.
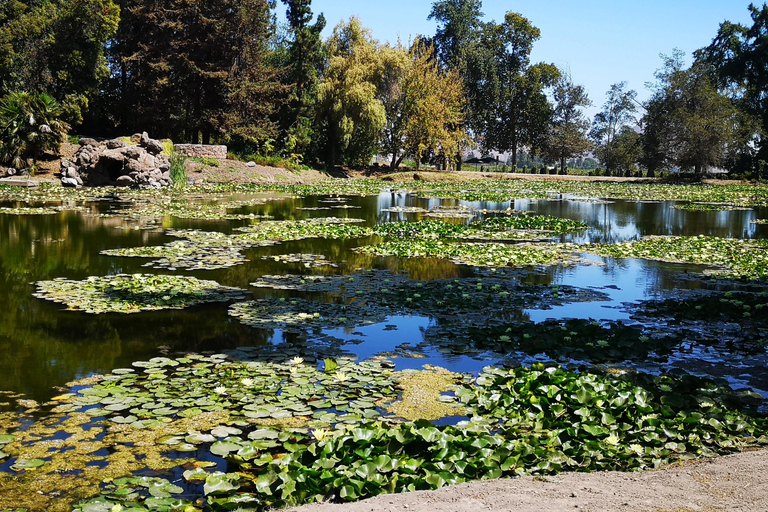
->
[604,434,620,445]
[241,378,254,387]
[213,386,227,395]
[335,372,349,382]
[628,444,644,455]
[290,357,304,366]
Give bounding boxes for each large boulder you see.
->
[61,133,172,189]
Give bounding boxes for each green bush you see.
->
[192,156,220,167]
[0,91,70,170]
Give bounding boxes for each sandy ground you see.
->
[283,450,768,512]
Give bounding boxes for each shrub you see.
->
[0,91,69,170]
[193,156,220,167]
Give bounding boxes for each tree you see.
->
[642,50,754,175]
[0,0,119,125]
[109,0,281,143]
[428,0,483,71]
[545,73,592,174]
[380,41,467,170]
[316,18,387,166]
[0,91,70,170]
[696,3,768,168]
[482,12,559,169]
[590,82,638,172]
[278,0,326,159]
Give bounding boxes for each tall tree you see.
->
[0,0,119,125]
[696,3,768,168]
[545,72,592,174]
[482,13,559,168]
[642,50,754,175]
[589,82,639,172]
[110,0,281,143]
[316,17,387,166]
[428,0,483,71]
[379,41,466,170]
[279,0,325,159]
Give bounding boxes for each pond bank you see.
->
[285,448,768,512]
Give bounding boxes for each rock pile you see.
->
[60,132,172,188]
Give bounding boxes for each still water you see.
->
[1,191,767,404]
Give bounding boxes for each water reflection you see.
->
[0,192,766,403]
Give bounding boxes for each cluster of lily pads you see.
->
[372,216,587,241]
[589,235,768,280]
[53,358,768,512]
[101,218,367,270]
[32,274,247,314]
[356,240,587,268]
[672,202,751,212]
[248,270,609,327]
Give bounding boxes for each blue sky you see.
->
[287,0,756,116]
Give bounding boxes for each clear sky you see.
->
[288,0,756,117]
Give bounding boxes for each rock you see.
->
[161,170,171,181]
[140,132,150,146]
[125,159,145,174]
[124,146,142,160]
[79,138,98,147]
[246,161,256,168]
[146,139,164,155]
[106,138,127,149]
[131,133,142,144]
[115,175,135,187]
[159,163,170,172]
[61,177,80,188]
[187,177,196,186]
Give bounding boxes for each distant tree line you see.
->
[0,0,766,178]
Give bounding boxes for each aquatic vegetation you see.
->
[248,270,609,327]
[0,206,60,215]
[33,274,248,313]
[372,215,587,242]
[356,240,586,268]
[229,298,389,332]
[589,235,768,280]
[102,218,369,270]
[424,318,683,363]
[261,253,341,268]
[672,202,751,212]
[752,219,768,224]
[67,363,768,511]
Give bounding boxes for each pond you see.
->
[1,181,768,510]
[1,188,766,403]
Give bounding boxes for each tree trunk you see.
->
[560,156,566,175]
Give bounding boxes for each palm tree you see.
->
[0,91,70,172]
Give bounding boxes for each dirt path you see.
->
[283,450,768,512]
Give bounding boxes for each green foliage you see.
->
[0,90,69,169]
[71,363,768,510]
[111,0,282,143]
[590,82,639,172]
[642,51,753,175]
[169,151,188,188]
[0,0,119,125]
[192,156,220,167]
[317,17,387,166]
[544,73,592,174]
[696,3,768,168]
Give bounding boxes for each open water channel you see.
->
[1,190,767,406]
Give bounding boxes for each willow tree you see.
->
[380,42,466,170]
[316,18,387,166]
